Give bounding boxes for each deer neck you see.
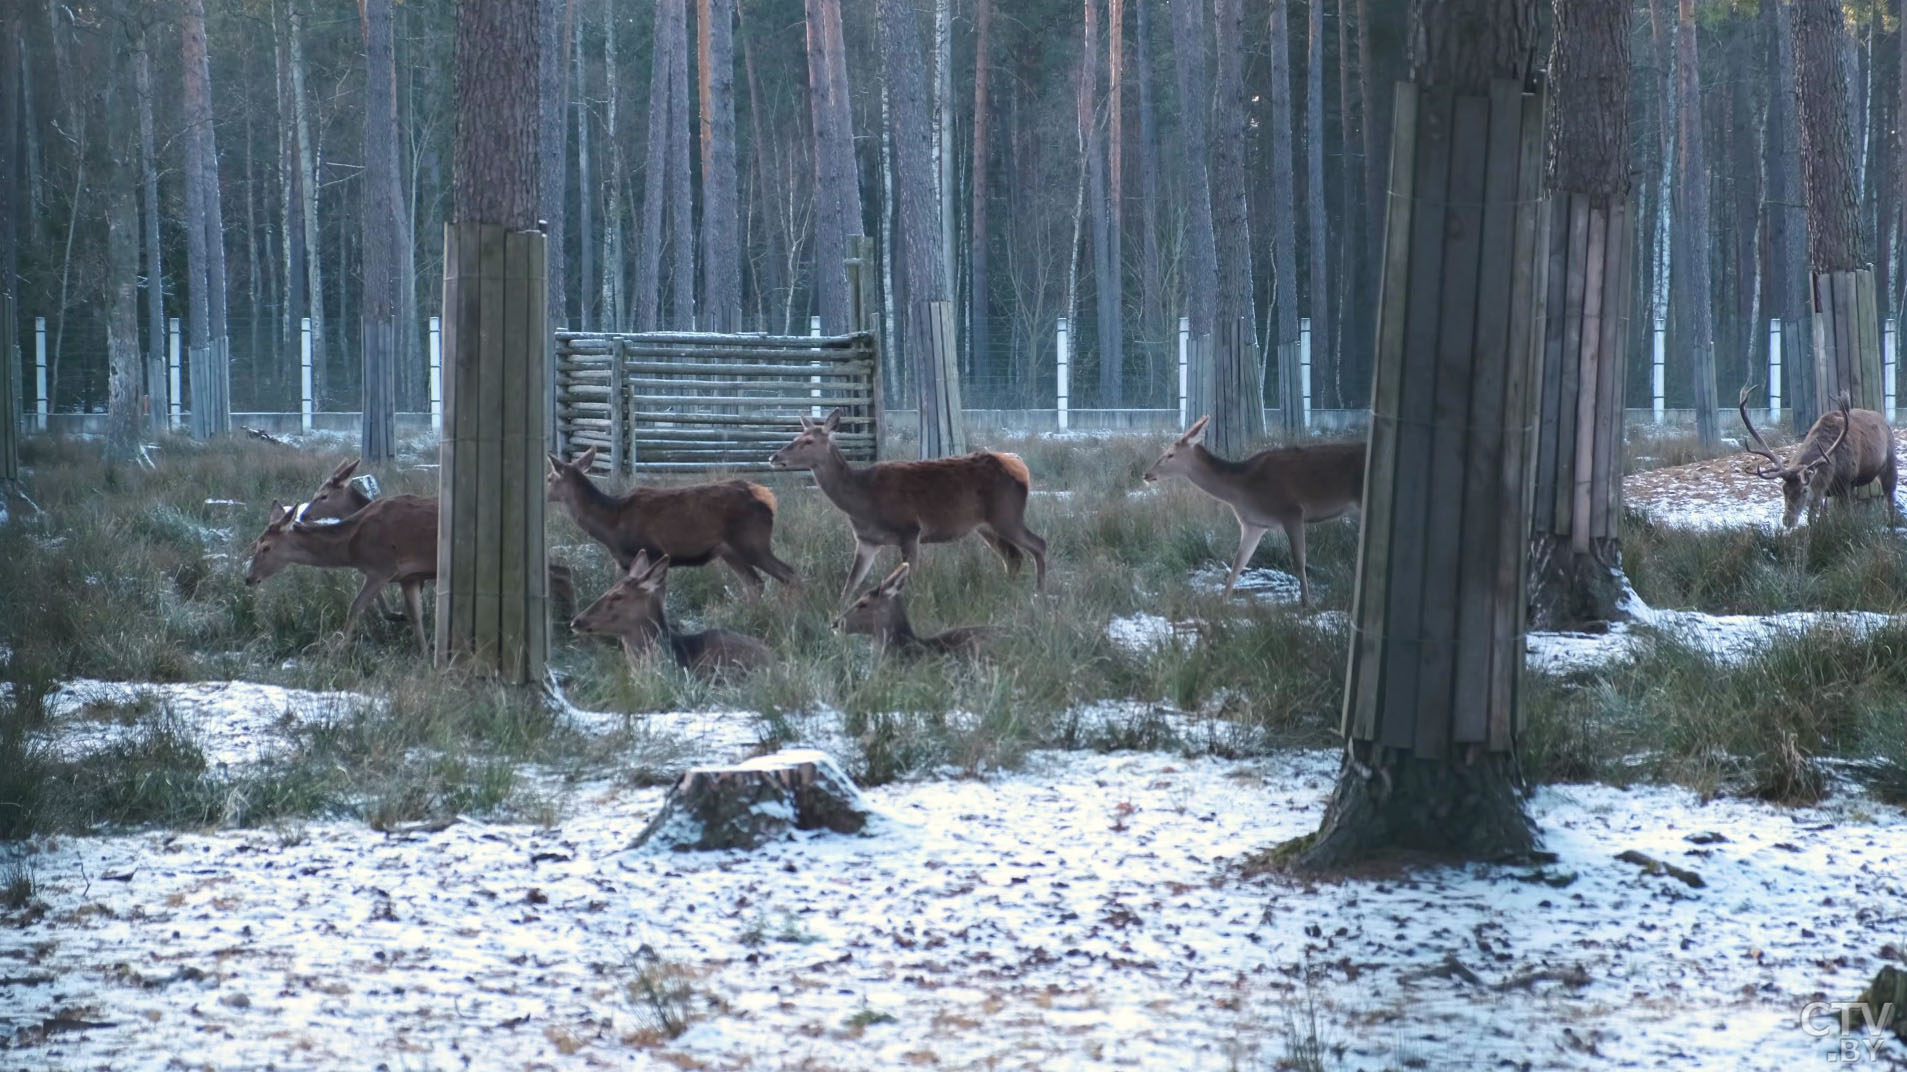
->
[560,472,627,548]
[1182,445,1255,507]
[616,615,669,661]
[806,442,873,515]
[285,521,363,570]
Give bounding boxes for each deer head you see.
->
[1739,385,1852,528]
[768,409,843,470]
[570,549,670,643]
[834,562,912,638]
[302,458,366,521]
[1142,415,1210,483]
[545,446,600,506]
[244,501,300,586]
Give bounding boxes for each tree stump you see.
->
[631,750,870,852]
[1857,965,1907,1042]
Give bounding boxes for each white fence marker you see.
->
[1056,317,1070,432]
[34,316,47,430]
[1886,318,1898,421]
[1651,316,1666,424]
[810,314,823,418]
[1177,315,1190,428]
[1299,317,1313,429]
[428,316,443,434]
[1768,318,1782,416]
[168,317,182,428]
[300,317,314,433]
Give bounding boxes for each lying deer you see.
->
[768,408,1048,598]
[244,495,438,654]
[1739,385,1900,528]
[569,551,775,679]
[297,457,576,620]
[1142,414,1365,605]
[546,447,797,593]
[835,563,997,657]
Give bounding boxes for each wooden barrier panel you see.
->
[554,329,880,474]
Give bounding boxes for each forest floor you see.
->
[3,429,1906,1070]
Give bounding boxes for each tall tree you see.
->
[104,8,141,461]
[880,0,962,457]
[290,4,325,411]
[440,0,548,682]
[0,0,16,484]
[1084,0,1121,407]
[361,0,402,461]
[600,0,624,329]
[666,0,696,327]
[1672,0,1718,447]
[574,0,594,329]
[1295,0,1546,868]
[181,0,230,438]
[1135,0,1163,380]
[1208,0,1264,451]
[1764,0,1812,430]
[1303,0,1330,412]
[935,0,956,312]
[1267,0,1300,433]
[1168,0,1218,408]
[635,0,673,331]
[806,0,862,332]
[699,0,742,331]
[1107,0,1124,397]
[969,0,994,382]
[540,0,570,330]
[135,34,166,435]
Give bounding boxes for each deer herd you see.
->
[244,390,1900,679]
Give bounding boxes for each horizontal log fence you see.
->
[554,329,881,474]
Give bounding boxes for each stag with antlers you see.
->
[1738,385,1899,528]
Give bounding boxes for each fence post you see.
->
[300,317,314,432]
[1768,318,1782,416]
[429,315,443,434]
[1055,317,1070,431]
[1177,316,1190,428]
[1651,315,1665,424]
[168,317,182,429]
[34,316,47,430]
[1885,317,1897,421]
[1299,317,1313,429]
[810,314,823,418]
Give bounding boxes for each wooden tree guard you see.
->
[1,291,18,485]
[631,750,871,852]
[1187,332,1214,434]
[847,234,885,460]
[1204,315,1261,458]
[1811,267,1886,499]
[1528,195,1632,626]
[188,336,230,440]
[917,299,967,458]
[436,222,549,683]
[1345,80,1547,759]
[1275,332,1304,436]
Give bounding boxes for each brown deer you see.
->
[768,408,1048,598]
[244,495,438,654]
[545,447,797,593]
[1739,385,1900,528]
[1141,414,1365,605]
[569,551,775,679]
[835,563,998,657]
[296,458,576,619]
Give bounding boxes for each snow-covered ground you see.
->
[1623,430,1907,529]
[6,741,1902,1070]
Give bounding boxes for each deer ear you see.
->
[267,500,289,525]
[547,452,565,474]
[880,562,911,593]
[823,408,844,432]
[330,458,361,483]
[577,445,599,470]
[1182,415,1210,446]
[626,550,652,578]
[798,416,816,432]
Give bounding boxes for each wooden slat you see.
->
[632,410,872,426]
[1590,202,1630,542]
[1569,204,1607,555]
[472,224,505,667]
[1858,269,1882,408]
[1552,194,1590,537]
[616,359,873,377]
[525,230,549,681]
[609,339,625,476]
[1532,195,1570,533]
[1449,80,1524,750]
[1347,80,1418,742]
[497,229,530,679]
[620,374,866,390]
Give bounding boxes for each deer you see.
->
[545,446,797,594]
[569,551,775,679]
[244,495,438,654]
[768,408,1048,599]
[835,563,998,658]
[296,457,577,620]
[1141,414,1365,605]
[1738,384,1900,529]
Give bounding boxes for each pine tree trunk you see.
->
[361,0,401,461]
[1169,0,1217,349]
[1135,0,1163,389]
[666,0,696,328]
[1334,0,1364,411]
[1303,0,1330,419]
[600,0,624,331]
[1208,0,1264,454]
[699,0,742,332]
[291,5,325,413]
[1765,0,1814,430]
[182,0,230,438]
[541,0,571,331]
[0,2,16,484]
[1294,0,1544,872]
[104,26,141,462]
[805,0,863,334]
[1268,0,1301,435]
[969,0,993,386]
[1104,0,1125,407]
[1794,0,1864,271]
[1084,0,1121,409]
[1673,0,1719,447]
[136,42,167,435]
[935,0,957,318]
[574,1,595,331]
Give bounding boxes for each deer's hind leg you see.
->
[978,529,1024,577]
[1283,518,1311,606]
[401,580,427,655]
[345,572,395,644]
[716,548,768,594]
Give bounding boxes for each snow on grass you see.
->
[28,679,376,768]
[6,747,1902,1069]
[1623,429,1907,530]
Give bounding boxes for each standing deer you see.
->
[835,563,998,657]
[768,408,1048,598]
[1739,385,1900,528]
[244,495,438,654]
[1142,415,1365,605]
[296,458,576,619]
[545,447,797,593]
[569,551,775,679]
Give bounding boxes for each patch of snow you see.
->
[31,679,376,767]
[1190,565,1305,602]
[1105,612,1185,653]
[8,749,1904,1069]
[1526,603,1903,675]
[201,498,247,507]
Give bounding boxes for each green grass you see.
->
[1622,505,1907,614]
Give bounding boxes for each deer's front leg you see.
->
[841,539,881,602]
[1224,520,1268,599]
[345,572,393,641]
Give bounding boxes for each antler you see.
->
[1804,393,1854,476]
[1736,384,1788,480]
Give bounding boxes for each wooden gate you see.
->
[554,330,881,474]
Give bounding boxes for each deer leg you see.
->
[978,530,1023,577]
[736,530,800,587]
[1225,522,1269,599]
[842,540,881,602]
[718,548,768,595]
[401,580,427,656]
[345,573,392,642]
[988,519,1048,593]
[1284,519,1310,606]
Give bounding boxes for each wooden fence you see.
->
[554,329,881,474]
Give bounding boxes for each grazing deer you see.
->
[1141,415,1365,605]
[545,447,797,593]
[835,563,998,657]
[569,551,775,679]
[244,495,438,654]
[1739,385,1900,528]
[768,408,1048,598]
[296,458,576,620]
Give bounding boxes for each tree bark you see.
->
[361,0,402,461]
[1135,0,1163,385]
[935,0,957,322]
[1294,0,1544,871]
[699,0,742,332]
[805,0,863,334]
[181,0,229,439]
[0,3,18,483]
[1169,0,1217,348]
[666,0,696,327]
[1105,0,1125,406]
[600,0,624,330]
[541,0,571,330]
[1208,0,1264,453]
[1672,0,1719,447]
[574,0,594,330]
[1304,0,1331,416]
[635,0,672,332]
[1793,0,1864,272]
[291,5,325,413]
[969,0,993,386]
[1084,0,1121,408]
[1268,0,1301,434]
[104,20,141,462]
[135,40,167,436]
[1764,0,1813,431]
